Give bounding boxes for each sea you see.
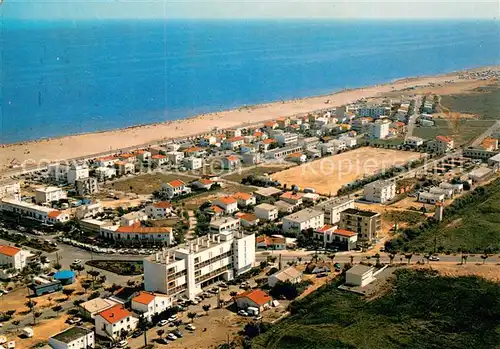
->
[1,19,499,144]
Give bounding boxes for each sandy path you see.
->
[0,69,483,175]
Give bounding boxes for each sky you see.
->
[1,0,499,20]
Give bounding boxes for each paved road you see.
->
[470,120,500,147]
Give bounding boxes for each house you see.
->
[234,289,272,312]
[345,265,376,287]
[427,136,454,153]
[305,262,330,274]
[253,131,267,141]
[75,177,99,196]
[205,205,225,218]
[131,291,171,322]
[254,203,279,221]
[429,186,454,199]
[191,178,214,190]
[166,151,185,166]
[363,180,396,203]
[274,200,294,213]
[101,226,174,245]
[282,209,324,234]
[302,193,320,203]
[183,157,203,170]
[199,135,216,146]
[214,196,238,214]
[108,287,140,306]
[226,128,242,138]
[279,192,304,206]
[264,121,278,130]
[35,187,67,204]
[240,144,258,154]
[120,211,148,226]
[115,161,134,176]
[488,152,500,168]
[276,117,291,129]
[338,135,357,148]
[314,226,358,250]
[268,267,302,287]
[0,245,28,272]
[96,156,118,168]
[339,208,380,244]
[161,179,191,198]
[468,167,494,182]
[151,154,168,167]
[94,167,116,181]
[259,138,278,152]
[254,187,282,200]
[222,155,241,170]
[237,213,260,227]
[209,217,240,234]
[286,152,307,163]
[418,191,445,204]
[222,136,245,150]
[119,153,137,163]
[439,182,464,194]
[145,202,172,219]
[134,150,151,162]
[405,136,425,148]
[80,219,111,234]
[48,327,94,349]
[0,179,21,201]
[232,192,256,207]
[242,153,262,165]
[94,304,137,340]
[255,235,286,250]
[184,147,206,158]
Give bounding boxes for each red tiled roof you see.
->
[153,201,172,209]
[280,192,303,200]
[167,179,185,188]
[134,150,148,155]
[232,192,253,201]
[239,213,258,222]
[151,154,166,159]
[115,161,128,166]
[316,225,335,233]
[287,152,303,158]
[264,121,277,127]
[0,245,21,257]
[333,229,357,237]
[198,178,213,185]
[132,291,155,305]
[226,155,240,162]
[227,136,244,142]
[120,153,135,158]
[262,139,277,144]
[436,135,453,143]
[253,131,264,137]
[207,205,224,213]
[48,210,62,219]
[98,304,131,324]
[185,147,203,153]
[216,196,237,205]
[98,155,116,162]
[234,289,272,306]
[116,226,172,234]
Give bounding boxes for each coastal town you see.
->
[0,68,499,348]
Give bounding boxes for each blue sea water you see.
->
[1,20,499,143]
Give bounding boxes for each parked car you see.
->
[156,338,169,345]
[116,340,128,348]
[73,259,82,265]
[238,310,249,317]
[158,319,168,326]
[167,315,177,322]
[172,329,183,338]
[185,324,196,331]
[254,315,263,321]
[131,331,143,338]
[166,333,177,340]
[67,317,82,325]
[429,255,440,261]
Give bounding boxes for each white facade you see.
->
[282,209,324,233]
[0,179,21,201]
[35,187,67,204]
[345,265,375,287]
[275,132,299,146]
[75,177,99,196]
[214,197,238,214]
[254,203,278,221]
[0,198,69,224]
[94,167,116,181]
[119,211,148,226]
[131,292,171,322]
[315,197,355,224]
[166,151,185,165]
[48,163,89,184]
[368,120,390,139]
[209,217,240,234]
[144,231,255,300]
[183,157,203,170]
[145,202,172,219]
[0,245,28,270]
[418,192,445,204]
[405,136,425,147]
[94,305,138,340]
[48,327,95,349]
[429,186,454,199]
[363,180,396,203]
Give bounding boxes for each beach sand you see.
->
[0,68,495,175]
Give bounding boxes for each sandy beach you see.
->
[0,67,496,175]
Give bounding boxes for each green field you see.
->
[389,178,500,254]
[412,119,495,146]
[252,269,500,349]
[440,84,500,120]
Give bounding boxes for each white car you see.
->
[117,340,128,348]
[238,310,249,317]
[158,319,168,326]
[429,255,440,261]
[185,324,196,331]
[166,333,177,340]
[167,315,177,322]
[73,259,82,265]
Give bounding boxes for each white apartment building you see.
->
[275,132,299,146]
[209,217,240,234]
[75,202,103,220]
[75,177,99,196]
[145,202,173,219]
[166,151,185,166]
[183,157,203,170]
[319,139,347,156]
[427,136,454,153]
[35,186,67,204]
[418,192,445,204]
[144,231,255,300]
[254,203,278,221]
[48,162,89,184]
[101,226,175,245]
[358,104,390,118]
[316,197,355,224]
[0,245,28,270]
[0,198,69,224]
[94,167,116,181]
[282,209,324,234]
[439,182,463,194]
[338,136,357,148]
[49,327,95,349]
[264,145,304,160]
[222,137,245,150]
[0,179,21,201]
[95,305,138,340]
[363,180,396,203]
[368,120,390,139]
[405,136,425,148]
[429,186,454,199]
[96,156,117,168]
[131,292,171,322]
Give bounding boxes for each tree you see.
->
[328,254,336,264]
[62,288,74,299]
[202,304,211,315]
[81,281,91,293]
[187,312,197,323]
[33,311,42,325]
[230,291,237,298]
[6,310,16,317]
[405,253,413,265]
[52,305,63,316]
[88,270,100,286]
[71,264,85,276]
[53,262,62,271]
[388,254,396,265]
[462,254,468,265]
[481,254,488,264]
[350,255,354,264]
[156,329,165,339]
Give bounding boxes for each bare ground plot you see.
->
[179,183,255,210]
[271,148,423,195]
[410,264,500,282]
[223,163,295,183]
[104,173,195,195]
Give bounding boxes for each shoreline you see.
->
[1,65,498,175]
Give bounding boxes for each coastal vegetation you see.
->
[252,269,500,349]
[413,118,495,146]
[440,83,500,120]
[86,260,143,275]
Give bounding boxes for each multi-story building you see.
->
[363,180,396,203]
[222,136,245,150]
[0,198,69,224]
[254,203,278,221]
[209,217,240,234]
[339,208,381,244]
[463,148,498,160]
[316,197,355,224]
[214,196,238,214]
[35,186,67,204]
[145,202,173,219]
[144,231,255,300]
[404,136,425,148]
[232,192,256,207]
[282,209,324,234]
[368,120,390,139]
[358,103,390,118]
[264,145,304,160]
[183,157,203,170]
[96,156,118,168]
[48,327,95,349]
[222,155,241,170]
[94,305,137,340]
[75,177,99,196]
[0,245,29,271]
[313,225,358,250]
[0,179,21,201]
[131,292,171,322]
[161,179,191,199]
[166,151,184,166]
[48,162,89,184]
[275,132,298,146]
[94,167,116,181]
[115,161,134,176]
[183,147,206,158]
[226,128,242,138]
[134,150,151,163]
[426,136,454,153]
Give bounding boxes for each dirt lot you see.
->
[410,263,500,282]
[8,315,71,349]
[271,148,424,195]
[105,173,195,195]
[223,163,295,183]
